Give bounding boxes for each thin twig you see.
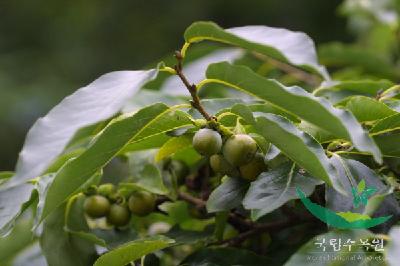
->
[174,51,213,121]
[252,52,321,87]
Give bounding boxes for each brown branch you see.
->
[252,52,321,87]
[174,51,213,121]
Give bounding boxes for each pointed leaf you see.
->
[12,69,158,184]
[184,21,329,79]
[206,62,382,163]
[40,104,192,222]
[207,177,248,213]
[243,163,323,220]
[255,113,344,192]
[94,236,174,266]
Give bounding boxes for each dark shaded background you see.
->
[0,0,350,171]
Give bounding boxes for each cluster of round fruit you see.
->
[192,128,267,181]
[83,184,156,227]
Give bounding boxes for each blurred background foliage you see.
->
[0,0,398,171]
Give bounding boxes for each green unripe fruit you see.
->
[239,153,267,181]
[209,154,239,177]
[97,183,115,197]
[106,204,131,227]
[128,191,156,216]
[83,195,111,218]
[192,128,222,156]
[222,134,257,166]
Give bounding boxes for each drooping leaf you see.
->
[243,163,323,220]
[206,62,382,163]
[343,96,397,122]
[11,69,158,184]
[93,236,174,266]
[40,104,192,222]
[183,21,329,79]
[207,177,248,213]
[254,113,345,193]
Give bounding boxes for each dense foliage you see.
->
[1,2,400,265]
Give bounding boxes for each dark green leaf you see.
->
[40,104,192,222]
[255,114,345,193]
[206,62,381,163]
[243,163,322,220]
[184,21,329,79]
[207,177,248,213]
[343,96,397,122]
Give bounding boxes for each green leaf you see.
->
[11,69,158,184]
[314,80,393,104]
[387,226,400,266]
[206,177,248,213]
[243,163,323,220]
[284,230,377,266]
[370,113,400,135]
[155,135,193,162]
[182,247,273,266]
[93,236,174,266]
[40,200,97,266]
[343,96,397,122]
[40,103,192,222]
[373,132,400,158]
[255,114,345,193]
[0,183,35,236]
[184,21,329,79]
[206,62,382,163]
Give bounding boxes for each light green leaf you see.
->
[207,177,248,213]
[243,163,323,220]
[343,96,397,122]
[370,113,400,135]
[155,135,193,162]
[94,236,174,266]
[184,21,329,79]
[11,69,158,184]
[40,104,192,222]
[120,165,168,195]
[205,62,382,163]
[255,113,345,193]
